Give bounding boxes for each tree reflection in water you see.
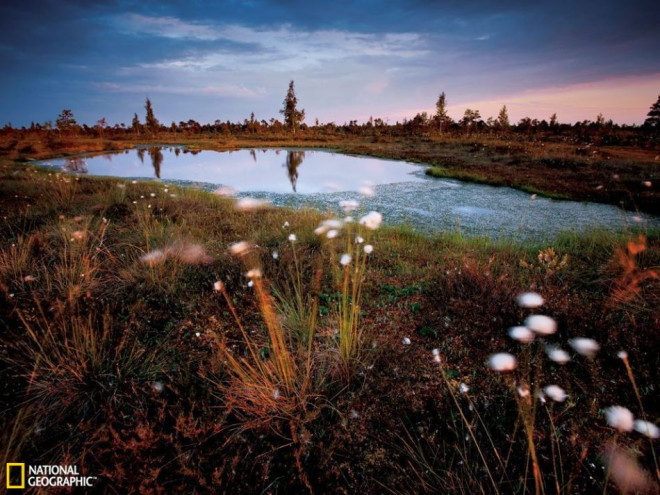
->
[149,147,163,179]
[284,150,305,192]
[63,157,88,173]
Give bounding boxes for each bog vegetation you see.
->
[0,88,658,493]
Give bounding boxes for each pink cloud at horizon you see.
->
[444,74,660,126]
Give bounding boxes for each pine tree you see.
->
[131,113,142,136]
[435,92,450,132]
[56,109,77,132]
[497,105,510,128]
[145,98,159,135]
[280,81,305,135]
[461,108,481,135]
[643,95,660,128]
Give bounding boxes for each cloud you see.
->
[117,16,428,73]
[121,14,221,41]
[443,73,660,125]
[94,82,265,99]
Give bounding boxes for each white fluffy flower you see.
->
[327,229,339,239]
[213,186,237,197]
[359,185,375,197]
[359,211,383,230]
[322,219,344,229]
[340,253,352,266]
[235,197,271,211]
[525,315,557,335]
[355,236,364,244]
[402,337,411,345]
[213,281,224,292]
[569,338,600,357]
[488,353,517,372]
[230,241,251,256]
[364,244,374,254]
[546,345,571,364]
[245,268,262,279]
[288,234,297,242]
[339,199,359,212]
[140,249,166,265]
[459,383,469,394]
[508,326,535,343]
[543,385,567,402]
[633,420,659,439]
[516,292,544,308]
[605,406,634,432]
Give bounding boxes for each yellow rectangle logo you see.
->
[6,463,25,489]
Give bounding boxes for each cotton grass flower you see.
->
[364,244,374,254]
[488,353,517,372]
[517,385,531,398]
[617,350,628,360]
[288,233,297,242]
[543,385,567,402]
[402,337,411,345]
[459,383,469,394]
[235,197,271,211]
[546,345,571,364]
[140,249,166,265]
[272,251,279,259]
[516,292,544,308]
[327,229,339,239]
[23,275,36,282]
[245,268,262,279]
[359,211,383,230]
[355,236,364,244]
[633,420,659,439]
[339,199,359,212]
[524,315,557,335]
[213,186,237,197]
[322,219,343,230]
[230,241,251,256]
[213,281,224,292]
[72,230,85,242]
[282,221,290,228]
[508,326,535,343]
[359,185,375,197]
[340,253,352,266]
[569,337,600,357]
[171,242,212,264]
[604,406,634,432]
[603,446,655,494]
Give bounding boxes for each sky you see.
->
[1,0,658,128]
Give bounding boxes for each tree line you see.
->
[3,82,659,145]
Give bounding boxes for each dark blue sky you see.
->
[1,0,658,127]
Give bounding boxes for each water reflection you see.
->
[137,148,145,164]
[149,147,163,179]
[284,150,305,192]
[64,157,88,173]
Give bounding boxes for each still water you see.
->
[41,147,658,239]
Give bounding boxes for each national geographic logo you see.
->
[6,463,96,489]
